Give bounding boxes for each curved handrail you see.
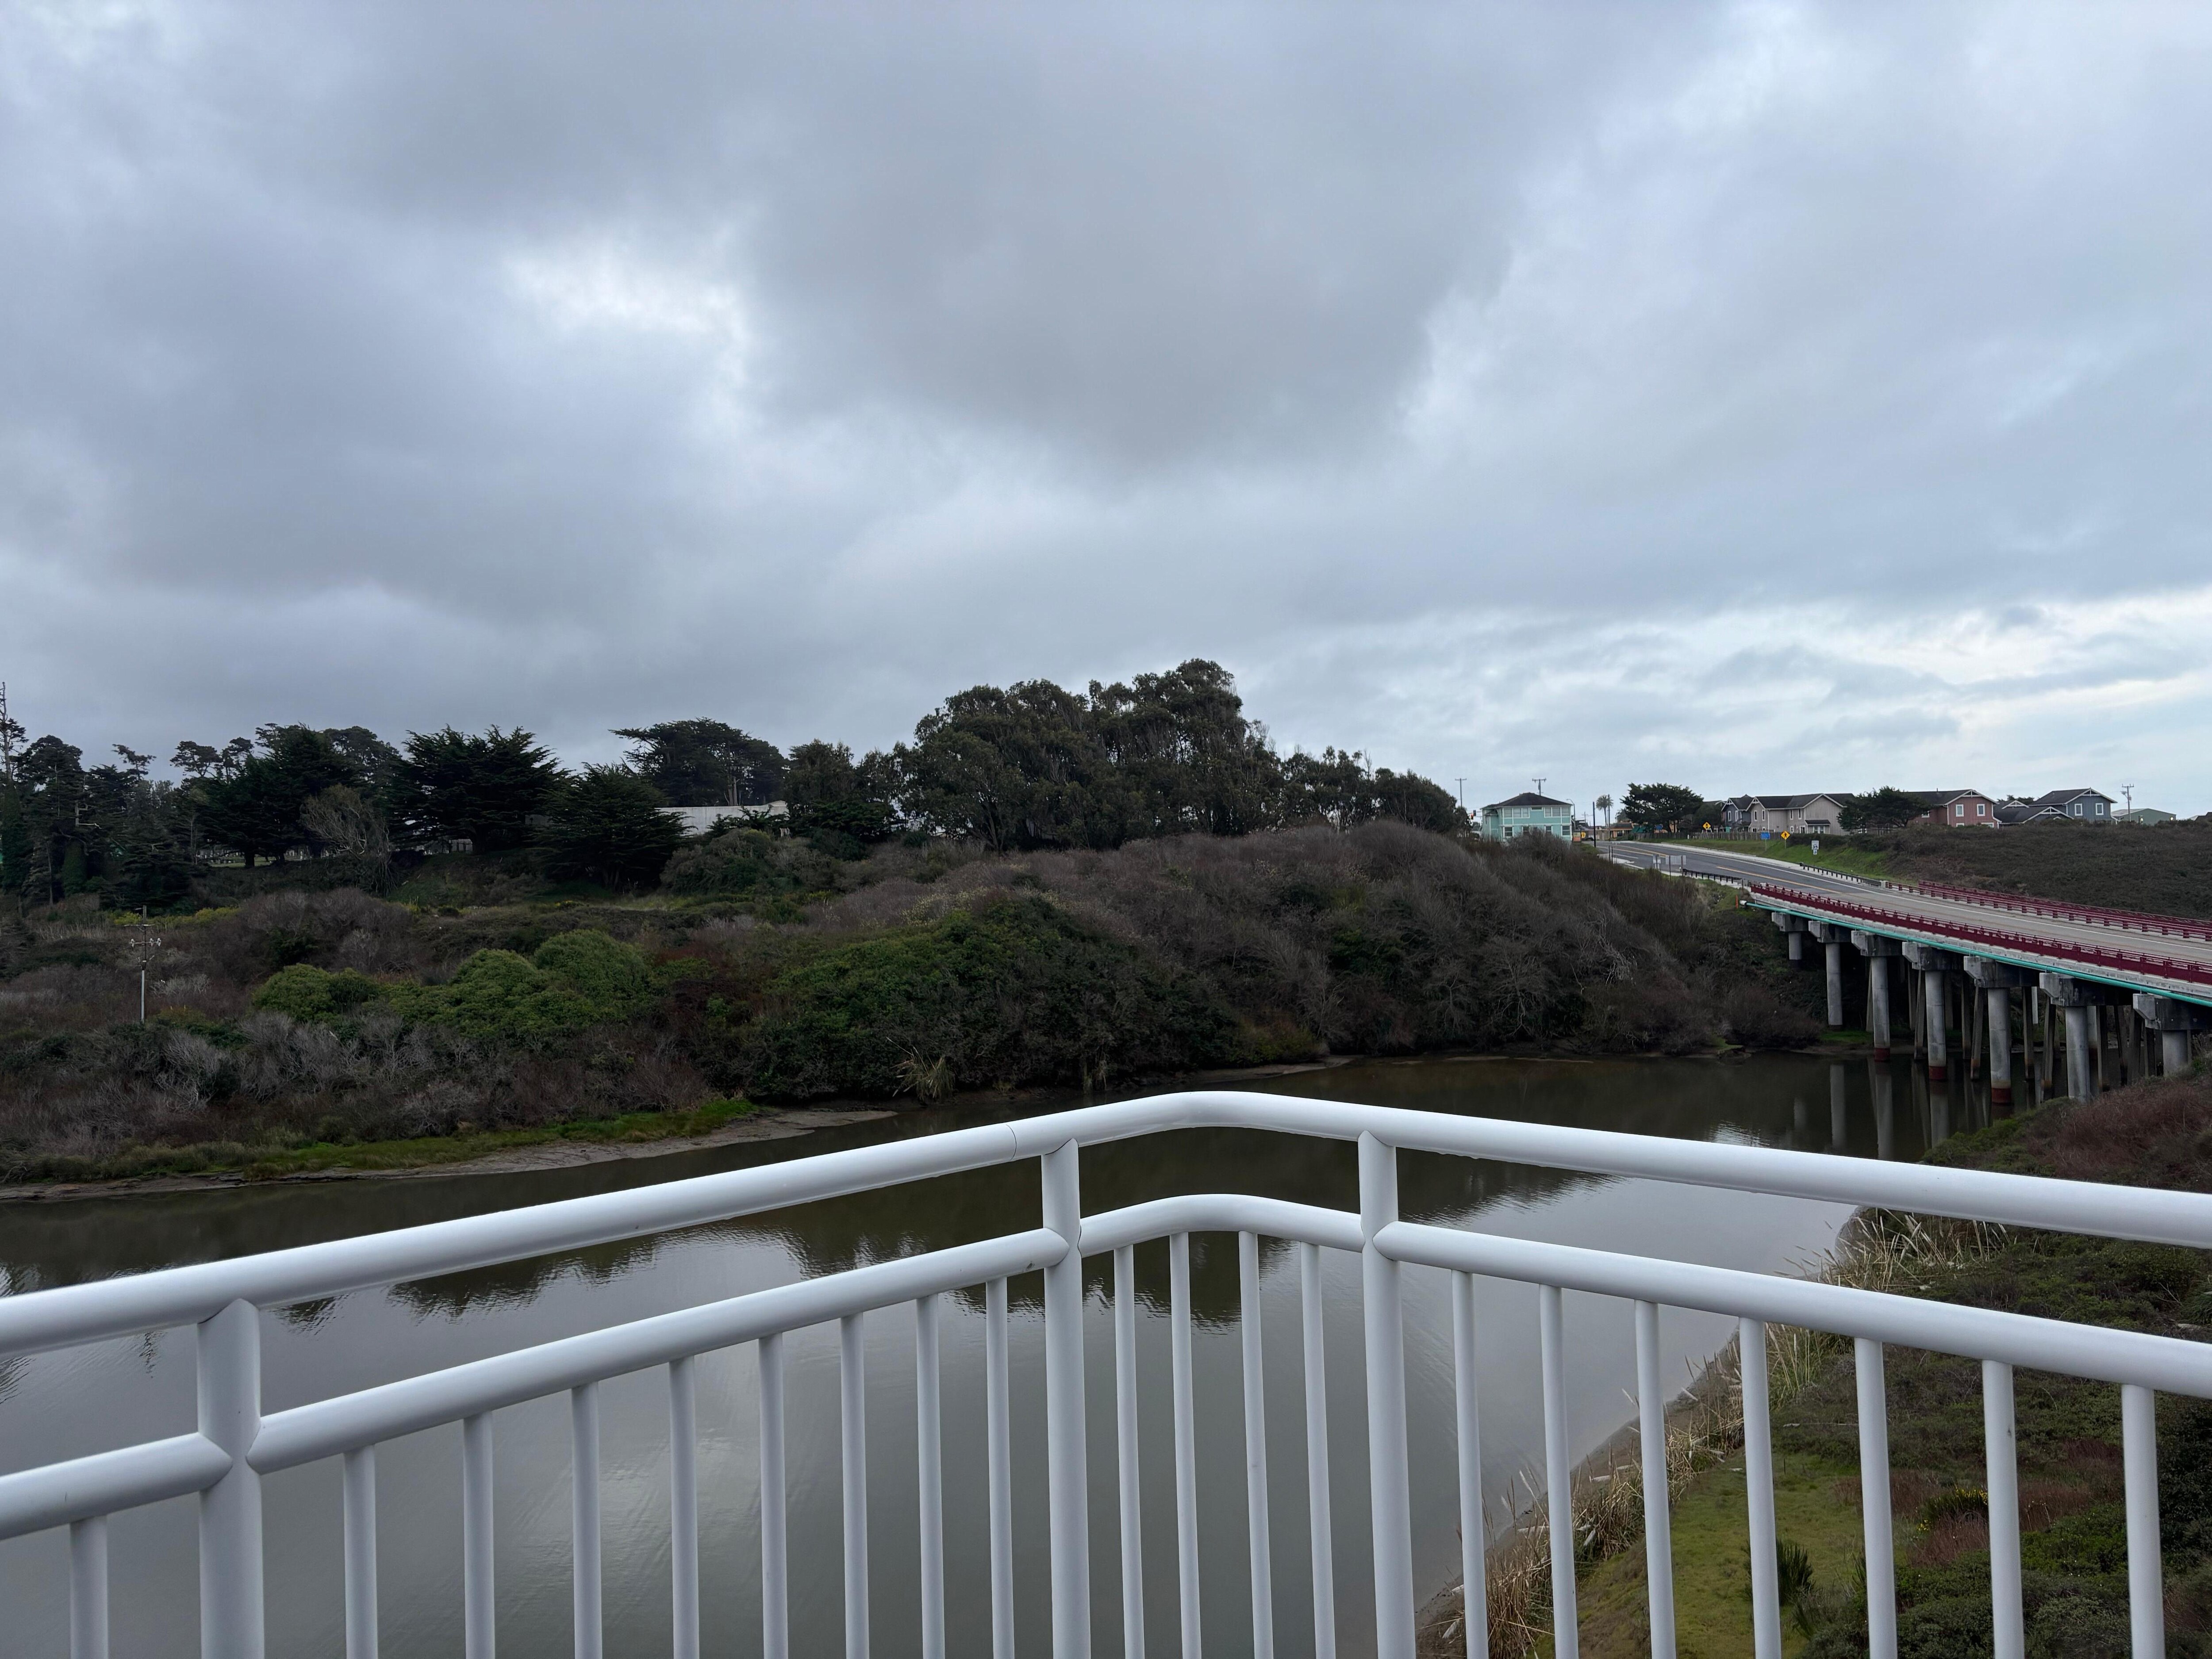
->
[11,1088,2212,1359]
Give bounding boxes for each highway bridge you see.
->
[1605,844,2211,1103]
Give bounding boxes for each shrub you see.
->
[661,829,837,899]
[1720,982,1820,1049]
[250,965,386,1021]
[740,894,1234,1099]
[531,929,655,1018]
[248,929,655,1045]
[423,949,593,1041]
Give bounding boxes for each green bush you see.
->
[250,929,656,1044]
[739,894,1233,1100]
[426,949,595,1041]
[532,929,655,1018]
[251,965,386,1020]
[661,828,837,898]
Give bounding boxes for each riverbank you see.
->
[1427,1067,2212,1658]
[0,1056,1363,1201]
[0,1099,899,1201]
[2,826,1829,1185]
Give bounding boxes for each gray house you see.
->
[1720,793,1852,836]
[2005,788,2116,826]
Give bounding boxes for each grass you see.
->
[1859,821,2212,920]
[1717,841,1899,882]
[239,1095,762,1178]
[1573,1457,1866,1658]
[14,1098,762,1187]
[1433,1102,2212,1659]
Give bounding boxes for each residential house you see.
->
[2017,788,2117,825]
[1720,793,1853,837]
[1908,789,2000,829]
[1480,792,1573,842]
[665,802,790,836]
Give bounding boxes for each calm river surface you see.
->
[0,1053,1986,1657]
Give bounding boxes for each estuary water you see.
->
[0,1052,1978,1657]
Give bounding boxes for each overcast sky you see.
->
[4,2,2208,814]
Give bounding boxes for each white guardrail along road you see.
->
[4,1089,2208,1659]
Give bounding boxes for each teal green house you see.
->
[1480,791,1573,841]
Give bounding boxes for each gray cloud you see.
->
[1,1,2208,809]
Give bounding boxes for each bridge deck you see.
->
[1605,844,2212,1004]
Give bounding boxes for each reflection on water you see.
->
[0,1053,2001,1657]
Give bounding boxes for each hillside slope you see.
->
[0,826,1816,1183]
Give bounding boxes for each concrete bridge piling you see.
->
[1801,919,1851,1028]
[1902,942,1962,1081]
[1771,910,1809,968]
[1851,933,1901,1059]
[1963,958,2033,1108]
[2038,974,2108,1098]
[2137,995,2211,1077]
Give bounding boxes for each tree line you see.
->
[0,661,1463,909]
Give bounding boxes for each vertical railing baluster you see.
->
[759,1334,789,1659]
[670,1357,700,1659]
[1538,1286,1577,1659]
[69,1516,108,1659]
[343,1444,378,1659]
[1854,1340,1897,1659]
[1170,1233,1202,1659]
[1983,1361,2024,1659]
[842,1312,871,1659]
[1041,1139,1091,1659]
[1298,1243,1336,1659]
[2123,1385,2163,1659]
[1114,1245,1145,1659]
[916,1295,946,1659]
[1239,1232,1275,1659]
[1633,1302,1672,1659]
[463,1413,496,1659]
[198,1297,266,1659]
[986,1278,1015,1659]
[1453,1273,1488,1659]
[1359,1133,1415,1659]
[1740,1319,1779,1659]
[572,1383,603,1659]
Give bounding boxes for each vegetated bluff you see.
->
[0,826,1814,1182]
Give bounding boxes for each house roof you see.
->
[1483,792,1571,810]
[1908,789,1991,807]
[2029,788,2115,808]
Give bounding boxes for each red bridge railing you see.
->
[1744,883,2212,991]
[1897,881,2212,944]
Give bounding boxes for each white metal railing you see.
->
[3,1089,2210,1659]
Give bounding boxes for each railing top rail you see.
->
[9,1088,2212,1359]
[1382,1221,2212,1398]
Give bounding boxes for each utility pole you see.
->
[130,914,161,1025]
[1455,778,1465,810]
[2121,783,2135,814]
[1532,776,1546,797]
